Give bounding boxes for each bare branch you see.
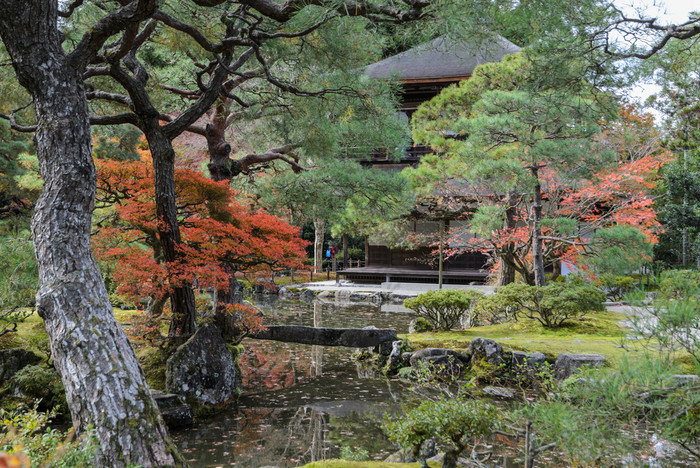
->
[86,89,133,107]
[0,101,36,132]
[158,114,208,136]
[68,0,158,70]
[163,48,256,139]
[90,113,140,126]
[238,144,307,174]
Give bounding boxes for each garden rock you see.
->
[409,348,461,367]
[166,323,239,406]
[0,349,42,383]
[554,353,605,379]
[673,374,699,386]
[469,337,504,367]
[387,340,403,372]
[512,351,546,368]
[299,289,316,301]
[384,449,415,463]
[400,352,413,366]
[410,348,465,377]
[483,386,515,399]
[278,287,299,299]
[151,390,193,428]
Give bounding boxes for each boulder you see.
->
[166,323,239,406]
[0,349,42,383]
[409,348,461,367]
[299,289,316,301]
[410,348,466,377]
[400,352,413,366]
[384,449,415,463]
[469,337,504,367]
[278,287,299,299]
[554,353,605,379]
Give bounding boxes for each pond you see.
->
[170,298,696,468]
[172,298,420,467]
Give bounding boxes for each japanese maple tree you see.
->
[93,154,308,326]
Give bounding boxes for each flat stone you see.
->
[554,353,605,379]
[251,325,397,348]
[483,386,515,399]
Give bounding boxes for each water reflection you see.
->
[173,299,416,467]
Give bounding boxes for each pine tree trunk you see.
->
[0,2,183,466]
[144,126,198,338]
[205,106,234,182]
[530,170,546,287]
[499,191,518,286]
[314,218,325,273]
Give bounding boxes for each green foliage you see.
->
[0,406,97,467]
[92,126,143,161]
[403,290,474,331]
[516,357,700,464]
[587,226,653,276]
[384,398,500,464]
[629,273,700,366]
[484,281,605,328]
[6,365,67,414]
[340,445,370,462]
[0,232,37,337]
[597,274,636,301]
[657,269,700,301]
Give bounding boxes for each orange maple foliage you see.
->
[93,156,309,305]
[456,152,667,274]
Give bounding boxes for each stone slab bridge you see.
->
[249,325,398,348]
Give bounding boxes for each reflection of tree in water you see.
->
[283,407,331,464]
[174,406,333,467]
[239,341,310,392]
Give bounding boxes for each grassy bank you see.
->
[405,310,646,364]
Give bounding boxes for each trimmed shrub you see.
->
[404,289,474,331]
[384,398,501,467]
[597,274,636,301]
[482,282,605,328]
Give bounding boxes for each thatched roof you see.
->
[364,34,520,82]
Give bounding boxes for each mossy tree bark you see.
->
[0,1,183,466]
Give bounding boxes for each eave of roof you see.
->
[364,34,521,82]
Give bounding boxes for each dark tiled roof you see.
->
[364,34,520,81]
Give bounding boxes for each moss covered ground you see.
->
[405,310,664,366]
[301,461,441,468]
